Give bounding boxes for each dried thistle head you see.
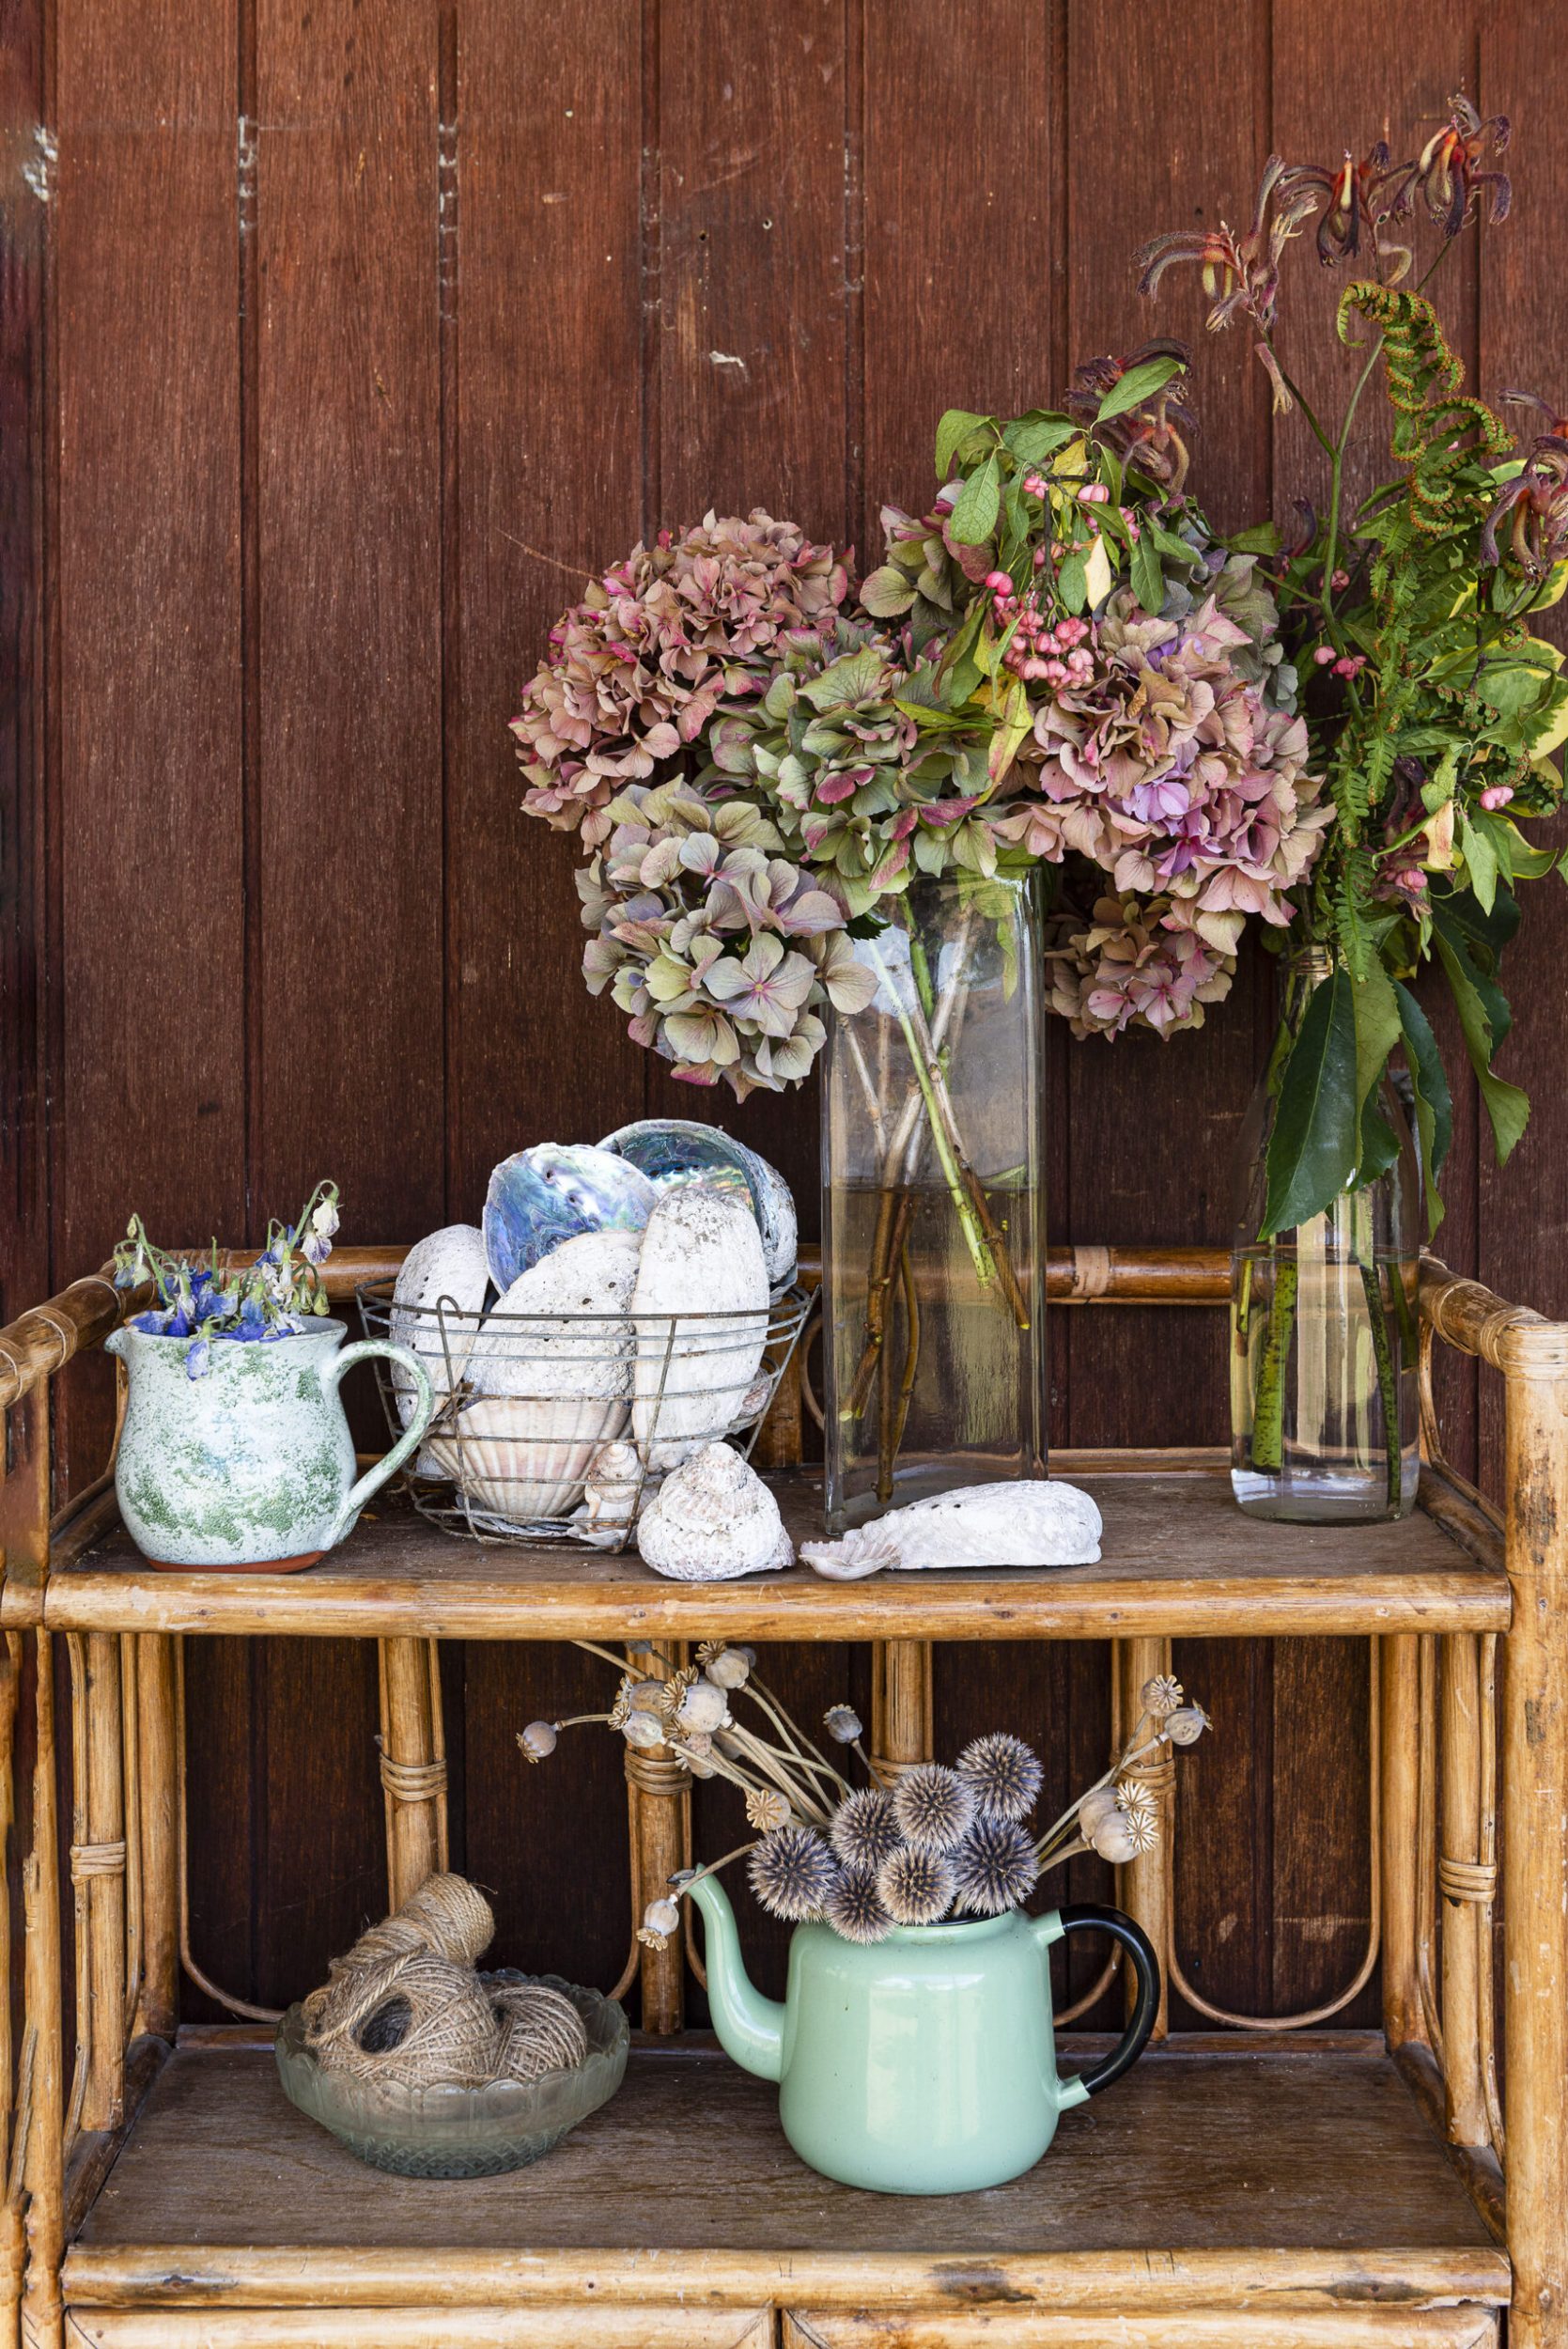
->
[748,1826,838,1922]
[951,1817,1040,1918]
[829,1787,903,1875]
[824,1869,894,1946]
[877,1843,956,1928]
[892,1763,977,1855]
[956,1732,1043,1825]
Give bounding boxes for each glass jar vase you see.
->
[820,875,1048,1532]
[1230,946,1420,1523]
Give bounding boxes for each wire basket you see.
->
[356,1277,811,1548]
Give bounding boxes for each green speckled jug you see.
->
[687,1871,1157,2194]
[104,1318,433,1571]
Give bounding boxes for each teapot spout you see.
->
[684,1869,784,2082]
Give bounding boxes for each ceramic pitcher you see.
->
[687,1871,1157,2194]
[104,1317,433,1571]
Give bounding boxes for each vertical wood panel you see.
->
[648,0,850,1221]
[1067,0,1275,2019]
[52,0,246,1501]
[449,0,648,2000]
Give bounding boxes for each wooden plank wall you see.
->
[4,0,1565,2021]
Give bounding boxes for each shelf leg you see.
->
[76,1634,125,2132]
[1380,1633,1421,2054]
[132,1636,179,2041]
[21,1630,65,2349]
[377,1637,448,1911]
[1501,1337,1568,2349]
[871,1639,933,1775]
[627,1643,690,2035]
[1115,1637,1172,2041]
[1438,1632,1489,2147]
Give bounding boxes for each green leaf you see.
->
[1431,921,1530,1166]
[1457,806,1498,913]
[1227,521,1283,556]
[1056,547,1088,613]
[1392,979,1452,1236]
[1349,956,1401,1123]
[948,456,1001,546]
[1129,527,1163,615]
[859,564,917,620]
[1261,969,1361,1237]
[936,410,990,480]
[1001,416,1078,467]
[1095,352,1183,425]
[1355,1099,1401,1190]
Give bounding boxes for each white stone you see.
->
[430,1231,642,1525]
[390,1223,491,1475]
[636,1442,793,1581]
[629,1191,768,1456]
[799,1480,1103,1580]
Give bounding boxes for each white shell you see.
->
[629,1191,768,1456]
[431,1232,642,1525]
[636,1442,793,1581]
[799,1480,1103,1580]
[390,1224,491,1475]
[572,1439,662,1551]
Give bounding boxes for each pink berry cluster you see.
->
[985,571,1095,685]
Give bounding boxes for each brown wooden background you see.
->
[3,0,1565,2024]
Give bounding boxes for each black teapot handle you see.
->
[1056,1902,1160,2097]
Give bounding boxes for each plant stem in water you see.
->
[1358,1257,1403,1513]
[1250,1258,1297,1476]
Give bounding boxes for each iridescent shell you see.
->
[483,1144,658,1291]
[598,1119,797,1288]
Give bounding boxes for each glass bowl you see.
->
[273,1970,629,2178]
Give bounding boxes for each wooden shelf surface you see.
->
[64,2033,1507,2319]
[37,1458,1508,1642]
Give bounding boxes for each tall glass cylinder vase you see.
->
[821,875,1048,1533]
[1230,946,1421,1523]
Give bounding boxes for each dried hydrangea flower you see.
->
[823,1704,863,1746]
[825,1869,894,1946]
[951,1817,1041,1918]
[892,1763,978,1855]
[745,1787,791,1834]
[956,1732,1043,1824]
[829,1787,904,1875]
[1165,1703,1211,1748]
[877,1843,956,1927]
[517,1720,557,1763]
[513,511,848,847]
[748,1826,838,1922]
[1141,1676,1184,1719]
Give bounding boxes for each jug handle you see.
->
[1046,1903,1160,2104]
[321,1341,435,1548]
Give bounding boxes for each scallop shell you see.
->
[636,1442,793,1581]
[389,1224,492,1476]
[799,1481,1103,1580]
[430,1231,642,1526]
[483,1144,658,1291]
[598,1118,798,1287]
[629,1190,768,1457]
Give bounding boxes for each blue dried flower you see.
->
[829,1788,903,1875]
[951,1817,1040,1918]
[956,1732,1043,1825]
[184,1339,211,1381]
[824,1869,893,1946]
[892,1763,976,1855]
[877,1843,955,1927]
[747,1826,838,1923]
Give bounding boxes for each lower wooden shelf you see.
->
[59,2031,1506,2346]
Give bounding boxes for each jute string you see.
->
[303,1872,589,2092]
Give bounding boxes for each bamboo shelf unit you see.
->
[0,1239,1561,2349]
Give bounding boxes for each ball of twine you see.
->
[307,1949,502,2090]
[300,1875,495,2035]
[490,1980,588,2083]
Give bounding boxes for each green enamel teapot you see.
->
[686,1870,1157,2195]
